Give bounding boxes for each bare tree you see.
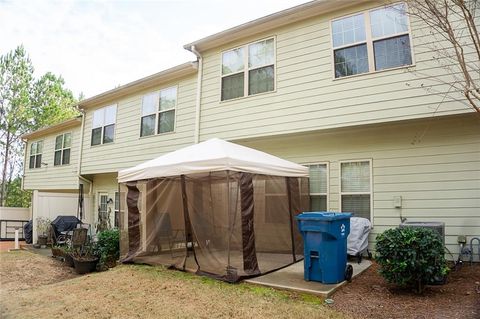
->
[404,0,479,112]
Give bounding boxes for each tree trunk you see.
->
[0,130,11,206]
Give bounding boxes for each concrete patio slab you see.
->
[245,259,372,297]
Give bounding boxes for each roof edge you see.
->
[184,0,368,52]
[22,117,82,140]
[78,61,198,109]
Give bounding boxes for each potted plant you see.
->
[36,217,51,247]
[51,244,64,259]
[72,245,99,274]
[60,245,74,267]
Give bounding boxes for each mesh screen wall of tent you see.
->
[119,171,309,282]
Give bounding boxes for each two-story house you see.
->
[22,1,479,259]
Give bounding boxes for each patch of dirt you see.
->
[331,261,480,319]
[0,251,346,319]
[0,251,79,292]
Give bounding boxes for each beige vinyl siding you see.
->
[238,114,480,259]
[24,125,81,191]
[197,2,473,141]
[81,74,197,174]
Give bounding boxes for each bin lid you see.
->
[296,212,352,221]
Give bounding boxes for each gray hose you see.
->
[470,237,480,264]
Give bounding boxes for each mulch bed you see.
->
[331,261,480,319]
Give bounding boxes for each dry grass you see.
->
[0,251,347,319]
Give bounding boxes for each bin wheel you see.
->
[345,264,353,282]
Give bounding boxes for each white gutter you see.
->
[76,110,92,195]
[21,139,28,191]
[190,45,203,144]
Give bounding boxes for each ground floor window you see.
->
[308,163,328,211]
[114,191,120,228]
[340,160,372,220]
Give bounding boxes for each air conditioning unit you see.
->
[399,221,445,246]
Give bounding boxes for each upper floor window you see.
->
[29,141,43,169]
[140,86,177,137]
[91,104,117,146]
[332,3,412,78]
[54,133,71,166]
[221,38,275,101]
[308,164,328,211]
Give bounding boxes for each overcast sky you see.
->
[1,0,310,98]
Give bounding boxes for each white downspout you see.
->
[191,45,203,144]
[76,109,92,195]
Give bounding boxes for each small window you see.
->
[340,161,372,220]
[221,38,275,101]
[54,133,71,166]
[332,3,412,78]
[29,141,43,169]
[140,86,177,137]
[308,164,328,211]
[114,191,120,228]
[91,104,117,145]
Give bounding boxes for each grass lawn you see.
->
[0,251,347,319]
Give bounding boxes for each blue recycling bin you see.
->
[296,212,352,284]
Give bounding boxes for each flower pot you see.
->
[73,257,99,274]
[51,247,64,258]
[64,253,75,267]
[37,235,47,246]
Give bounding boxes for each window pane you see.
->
[142,92,158,115]
[105,105,117,125]
[341,161,370,192]
[140,115,156,137]
[334,44,368,78]
[221,73,244,101]
[158,110,175,134]
[248,65,274,95]
[115,192,120,211]
[30,142,37,155]
[311,195,327,211]
[342,194,370,220]
[103,124,115,143]
[222,47,244,75]
[159,87,177,111]
[29,156,35,169]
[55,135,63,150]
[54,151,62,166]
[249,38,274,68]
[93,109,104,128]
[35,155,42,168]
[62,149,70,165]
[374,35,412,70]
[91,127,102,146]
[370,3,408,38]
[63,133,71,148]
[309,164,327,194]
[37,141,43,154]
[332,13,366,48]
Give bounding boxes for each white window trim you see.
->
[339,159,373,223]
[303,162,330,211]
[54,132,72,166]
[140,85,178,137]
[220,36,277,102]
[29,140,43,169]
[330,2,415,80]
[91,104,118,146]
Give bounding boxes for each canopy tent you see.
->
[118,138,309,282]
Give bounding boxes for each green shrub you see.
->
[375,227,449,293]
[95,228,120,268]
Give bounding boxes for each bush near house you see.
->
[375,227,449,293]
[94,228,120,269]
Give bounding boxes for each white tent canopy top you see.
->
[118,138,309,183]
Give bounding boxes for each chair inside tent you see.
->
[118,139,309,282]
